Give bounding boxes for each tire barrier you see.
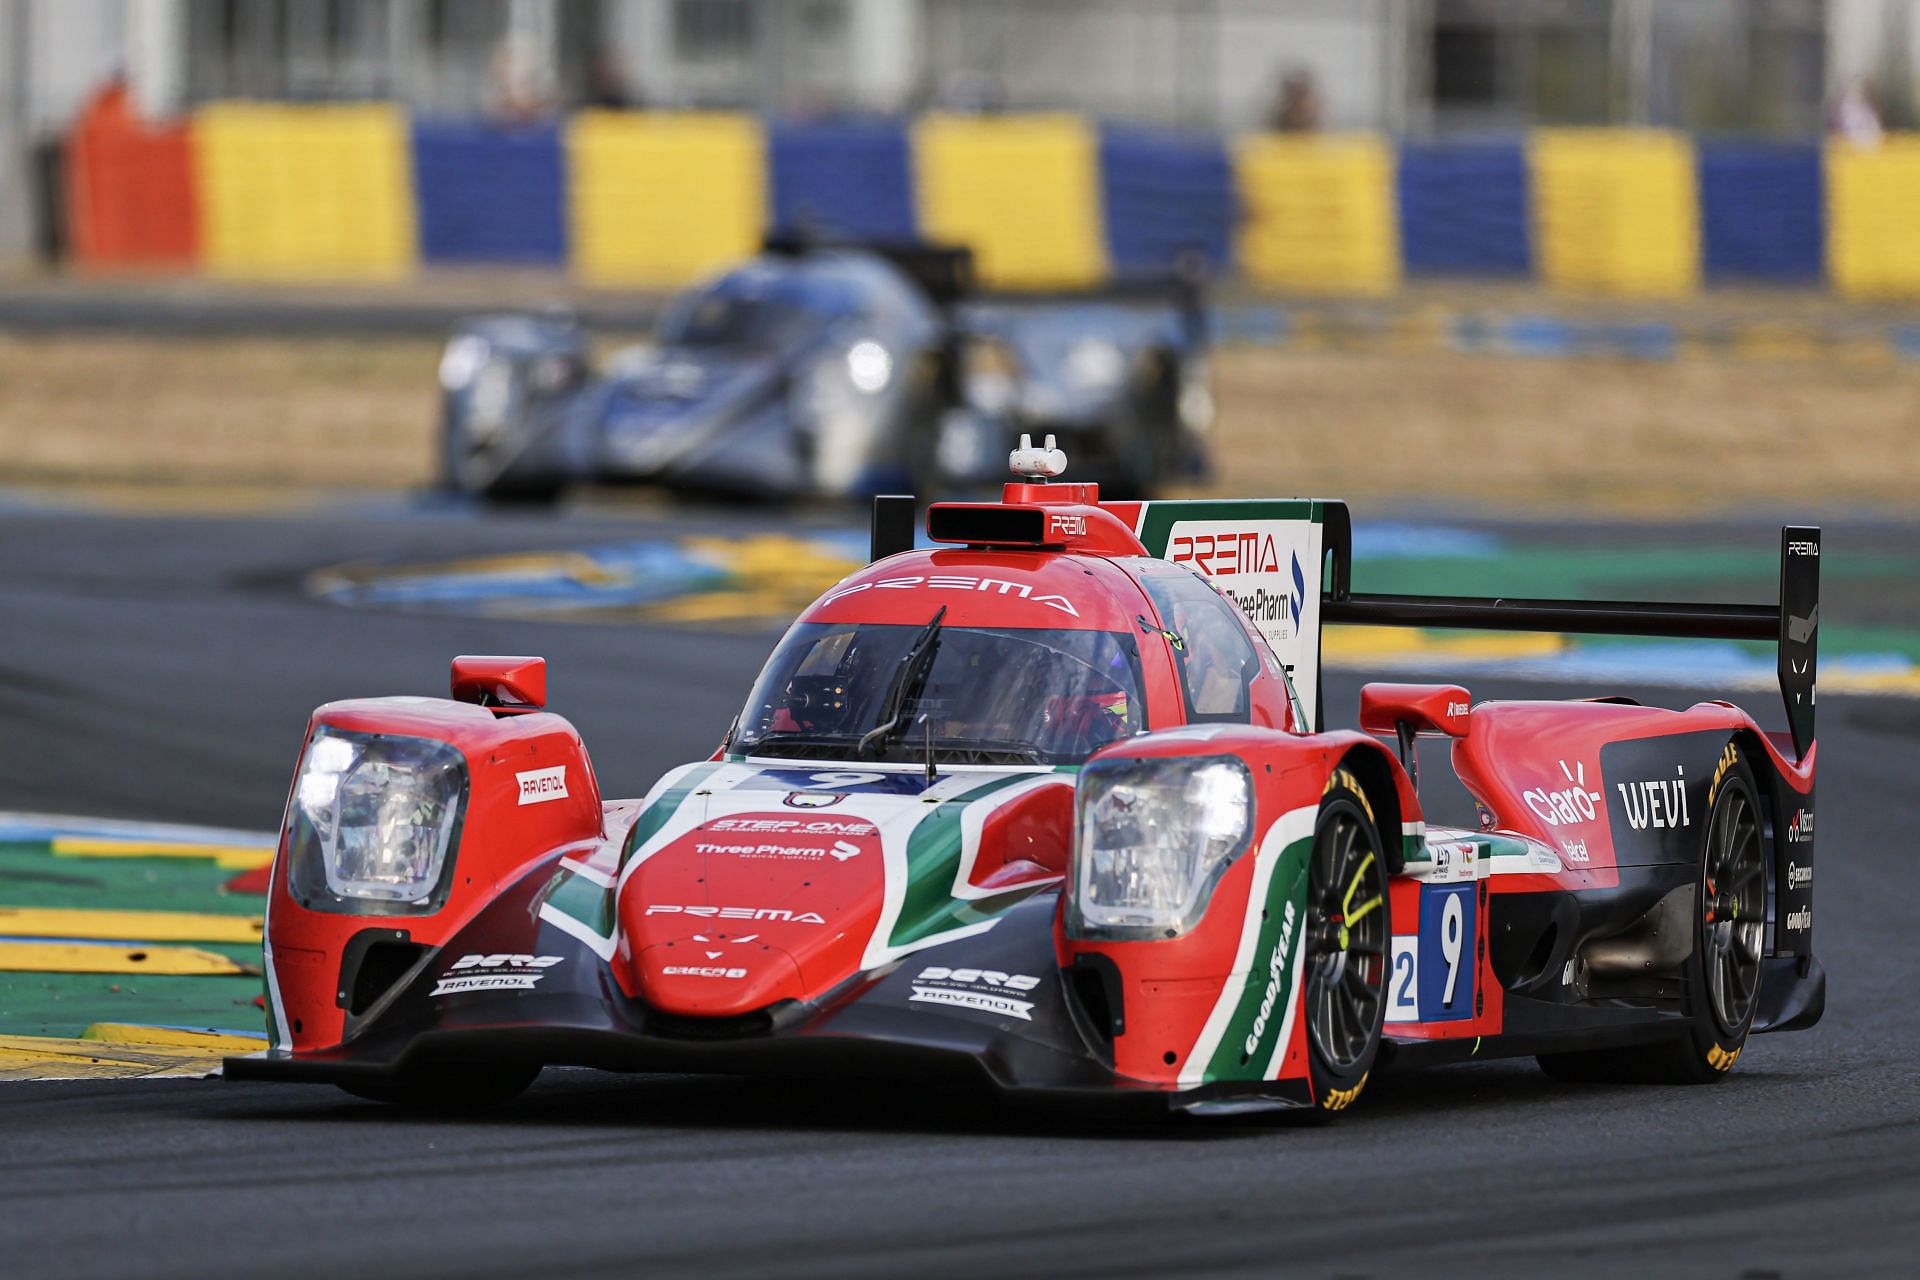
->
[1236,133,1399,295]
[1530,129,1698,297]
[1099,125,1234,274]
[412,120,566,266]
[193,102,416,280]
[912,112,1106,288]
[770,119,917,242]
[1396,141,1531,278]
[1698,141,1823,284]
[54,102,1920,296]
[567,110,765,286]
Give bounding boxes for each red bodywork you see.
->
[259,481,1816,1105]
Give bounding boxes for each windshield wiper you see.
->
[857,606,947,760]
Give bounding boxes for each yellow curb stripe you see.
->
[0,941,252,976]
[1324,625,1564,660]
[0,1034,230,1080]
[51,837,275,869]
[0,907,263,944]
[82,1023,266,1052]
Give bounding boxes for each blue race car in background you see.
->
[435,237,1213,503]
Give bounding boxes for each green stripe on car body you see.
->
[542,865,616,936]
[888,774,1049,949]
[1201,831,1313,1081]
[618,761,724,870]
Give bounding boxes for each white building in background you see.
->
[0,0,1910,260]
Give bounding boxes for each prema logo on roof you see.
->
[821,575,1079,617]
[644,904,827,924]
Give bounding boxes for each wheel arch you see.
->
[1330,739,1417,877]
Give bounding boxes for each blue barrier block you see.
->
[412,120,565,264]
[1697,142,1823,283]
[1099,126,1233,273]
[1396,141,1531,277]
[769,120,915,240]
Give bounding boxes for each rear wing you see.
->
[1319,502,1821,757]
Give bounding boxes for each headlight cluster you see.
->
[438,335,491,391]
[288,727,468,913]
[1070,756,1252,938]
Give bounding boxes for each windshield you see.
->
[733,622,1146,766]
[658,270,864,351]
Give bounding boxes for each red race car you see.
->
[229,439,1824,1115]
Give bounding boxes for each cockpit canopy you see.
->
[732,620,1147,767]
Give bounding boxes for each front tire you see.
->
[1302,769,1391,1115]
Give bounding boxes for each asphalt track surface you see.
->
[2,499,1917,1279]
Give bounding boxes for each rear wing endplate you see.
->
[1319,502,1821,758]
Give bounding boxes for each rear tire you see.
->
[339,1061,541,1112]
[1301,769,1391,1116]
[1538,741,1765,1085]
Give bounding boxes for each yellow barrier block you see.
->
[1826,138,1920,299]
[51,836,274,870]
[0,907,263,944]
[192,102,416,280]
[1235,134,1398,296]
[568,111,765,287]
[1529,129,1699,297]
[913,114,1106,288]
[0,941,251,976]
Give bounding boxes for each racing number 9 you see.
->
[1440,891,1464,1007]
[1417,883,1475,1022]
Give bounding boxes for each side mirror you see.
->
[1358,682,1471,795]
[1358,682,1471,739]
[452,655,547,714]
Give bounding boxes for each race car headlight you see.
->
[287,727,468,914]
[1070,756,1252,938]
[438,335,491,391]
[845,340,893,394]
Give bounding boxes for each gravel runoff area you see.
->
[2,330,1917,514]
